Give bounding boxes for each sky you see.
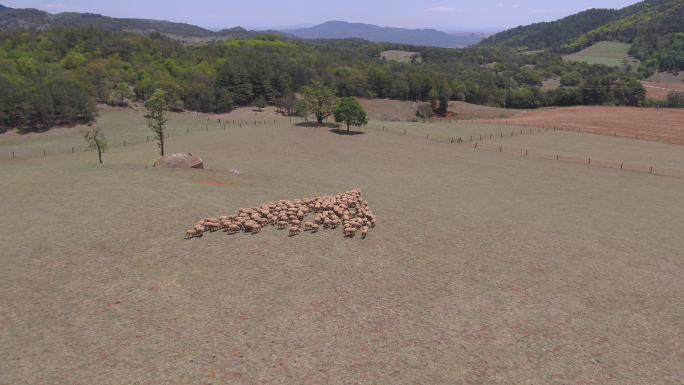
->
[3,0,642,31]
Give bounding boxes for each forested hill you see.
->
[479,8,620,50]
[0,5,270,39]
[480,0,684,71]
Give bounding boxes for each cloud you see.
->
[425,6,458,13]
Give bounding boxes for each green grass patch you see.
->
[562,41,632,67]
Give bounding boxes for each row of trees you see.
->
[0,27,652,132]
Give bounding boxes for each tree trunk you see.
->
[97,144,102,164]
[347,123,350,134]
[160,135,165,156]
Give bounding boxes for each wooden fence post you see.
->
[12,151,15,159]
[43,149,46,157]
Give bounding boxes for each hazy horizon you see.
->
[3,0,641,31]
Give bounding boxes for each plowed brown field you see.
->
[478,106,684,145]
[642,81,684,101]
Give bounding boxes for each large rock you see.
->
[154,153,203,169]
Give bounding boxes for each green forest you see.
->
[0,27,646,131]
[481,0,684,74]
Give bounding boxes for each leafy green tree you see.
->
[83,127,108,164]
[144,89,168,156]
[666,91,684,108]
[302,84,338,125]
[295,99,309,122]
[253,96,267,111]
[111,82,133,106]
[436,96,449,116]
[334,97,368,133]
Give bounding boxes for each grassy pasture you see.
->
[380,50,421,63]
[562,41,632,67]
[1,107,683,384]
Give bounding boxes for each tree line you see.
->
[0,27,648,132]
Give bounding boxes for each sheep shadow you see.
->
[329,128,365,136]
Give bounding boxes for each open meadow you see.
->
[562,41,636,68]
[1,107,683,385]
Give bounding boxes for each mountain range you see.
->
[0,5,486,48]
[281,21,486,48]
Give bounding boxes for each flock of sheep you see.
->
[185,189,376,239]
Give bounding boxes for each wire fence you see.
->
[365,123,684,179]
[4,114,682,179]
[474,119,684,146]
[1,115,295,160]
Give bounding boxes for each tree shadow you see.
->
[329,128,365,136]
[295,121,341,128]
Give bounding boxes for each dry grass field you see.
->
[380,50,422,63]
[356,98,522,122]
[1,107,683,385]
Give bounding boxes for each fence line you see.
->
[5,116,682,179]
[476,120,684,146]
[3,115,291,160]
[365,123,683,179]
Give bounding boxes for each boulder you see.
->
[154,153,203,169]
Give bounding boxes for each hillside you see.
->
[283,21,484,48]
[480,0,684,72]
[0,5,269,40]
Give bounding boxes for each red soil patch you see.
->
[642,81,684,101]
[478,106,684,145]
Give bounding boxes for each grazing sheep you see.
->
[187,188,374,239]
[343,227,357,238]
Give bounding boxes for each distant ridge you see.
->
[283,21,485,48]
[0,6,273,40]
